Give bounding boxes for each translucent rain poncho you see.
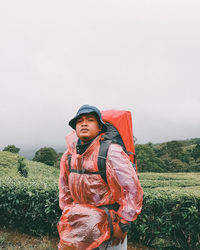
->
[58,110,143,249]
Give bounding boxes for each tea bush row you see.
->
[139,172,200,189]
[0,152,61,236]
[0,174,61,236]
[129,188,200,249]
[1,175,200,249]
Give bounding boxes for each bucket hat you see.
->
[69,104,107,132]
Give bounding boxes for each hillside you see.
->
[0,151,59,178]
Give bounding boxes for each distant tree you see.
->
[153,146,167,158]
[166,140,183,159]
[179,150,191,164]
[135,144,165,172]
[3,145,20,154]
[188,158,200,172]
[32,147,58,166]
[169,159,186,172]
[191,144,200,160]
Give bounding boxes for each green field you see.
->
[139,172,200,195]
[0,151,200,249]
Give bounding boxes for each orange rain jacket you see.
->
[58,131,143,250]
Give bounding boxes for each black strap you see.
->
[97,140,112,184]
[68,140,112,183]
[118,221,130,233]
[98,140,137,183]
[67,154,72,171]
[70,169,100,174]
[98,204,122,249]
[67,154,101,175]
[98,202,120,212]
[100,206,114,241]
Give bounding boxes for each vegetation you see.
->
[3,145,20,154]
[2,137,200,172]
[0,150,200,249]
[135,144,165,172]
[130,173,200,249]
[0,151,61,236]
[191,143,200,160]
[18,156,28,178]
[136,138,200,172]
[32,147,59,166]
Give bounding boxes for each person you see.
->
[58,105,143,250]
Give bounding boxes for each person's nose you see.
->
[81,119,88,126]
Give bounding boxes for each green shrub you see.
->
[0,175,61,236]
[129,190,200,249]
[18,156,28,178]
[128,173,200,249]
[0,151,61,236]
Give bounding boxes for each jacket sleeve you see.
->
[106,144,143,222]
[59,152,73,210]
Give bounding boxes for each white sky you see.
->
[0,0,200,151]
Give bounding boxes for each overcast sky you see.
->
[0,0,200,152]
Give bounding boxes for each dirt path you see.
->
[0,228,151,250]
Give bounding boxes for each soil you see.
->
[0,228,152,250]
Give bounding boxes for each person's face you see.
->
[75,113,102,143]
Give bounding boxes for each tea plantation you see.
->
[0,151,199,249]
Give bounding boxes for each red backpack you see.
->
[98,110,137,183]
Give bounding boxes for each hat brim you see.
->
[68,111,107,132]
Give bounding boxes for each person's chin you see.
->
[79,131,89,137]
[79,134,90,141]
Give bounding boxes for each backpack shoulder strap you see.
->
[67,154,72,172]
[98,140,112,184]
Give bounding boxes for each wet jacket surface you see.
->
[58,131,143,250]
